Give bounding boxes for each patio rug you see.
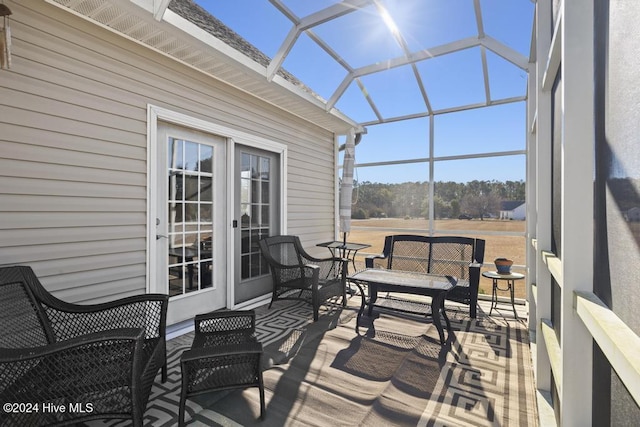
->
[91,295,537,426]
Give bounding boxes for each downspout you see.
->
[338,131,363,151]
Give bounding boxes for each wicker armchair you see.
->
[258,235,347,321]
[366,235,485,318]
[179,310,265,426]
[0,266,168,427]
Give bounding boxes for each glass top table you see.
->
[348,269,458,345]
[482,271,525,319]
[316,241,371,274]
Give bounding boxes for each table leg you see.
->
[347,249,358,274]
[490,278,498,315]
[431,292,448,345]
[342,248,357,295]
[510,280,518,319]
[352,281,367,335]
[441,297,452,334]
[327,247,337,278]
[489,278,519,319]
[367,285,378,317]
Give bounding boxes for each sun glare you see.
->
[379,8,400,37]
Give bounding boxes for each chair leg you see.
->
[256,351,266,420]
[342,285,347,307]
[132,404,143,427]
[179,362,189,427]
[312,294,320,321]
[178,393,187,427]
[258,375,266,420]
[162,362,168,383]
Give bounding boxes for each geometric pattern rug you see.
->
[419,309,537,426]
[87,294,538,426]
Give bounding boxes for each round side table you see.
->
[482,271,525,319]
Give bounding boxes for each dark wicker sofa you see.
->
[0,266,169,426]
[365,235,485,318]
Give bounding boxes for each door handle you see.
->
[156,234,168,240]
[232,220,238,228]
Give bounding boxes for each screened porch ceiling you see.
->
[188,0,534,129]
[48,0,534,135]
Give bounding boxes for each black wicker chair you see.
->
[179,310,264,426]
[0,265,169,427]
[366,235,485,318]
[258,235,347,321]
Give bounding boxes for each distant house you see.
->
[626,207,640,222]
[499,201,526,220]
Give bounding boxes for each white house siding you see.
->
[0,1,336,303]
[500,203,526,220]
[513,203,526,220]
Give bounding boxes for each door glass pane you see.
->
[169,203,183,232]
[241,204,251,226]
[260,157,270,180]
[240,153,272,281]
[168,139,183,169]
[167,138,215,296]
[184,175,199,201]
[199,204,212,225]
[176,204,185,223]
[200,145,213,173]
[184,141,198,171]
[200,177,213,202]
[169,173,183,201]
[185,203,198,222]
[241,178,250,203]
[251,205,260,226]
[250,156,259,178]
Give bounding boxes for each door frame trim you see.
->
[146,105,287,306]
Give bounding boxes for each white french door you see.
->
[154,121,227,324]
[232,145,280,304]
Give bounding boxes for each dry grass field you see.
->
[345,218,528,299]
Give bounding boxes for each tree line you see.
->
[350,180,525,220]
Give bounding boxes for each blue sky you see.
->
[195,0,534,183]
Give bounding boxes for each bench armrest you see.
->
[365,254,387,268]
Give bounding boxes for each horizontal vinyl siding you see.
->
[285,124,336,247]
[0,1,337,303]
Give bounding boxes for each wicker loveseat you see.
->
[366,235,485,318]
[0,266,169,426]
